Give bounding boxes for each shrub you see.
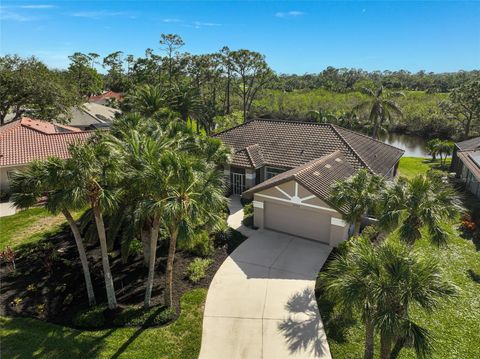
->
[214,228,247,252]
[186,258,213,283]
[72,305,107,328]
[242,203,254,227]
[361,225,379,241]
[113,305,175,327]
[181,230,215,257]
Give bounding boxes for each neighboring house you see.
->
[216,119,404,246]
[451,136,480,198]
[0,118,92,192]
[69,102,121,130]
[89,91,124,105]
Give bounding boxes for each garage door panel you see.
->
[264,201,330,243]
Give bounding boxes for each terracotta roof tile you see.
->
[0,118,92,167]
[243,151,355,213]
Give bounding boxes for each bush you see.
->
[242,203,254,227]
[186,258,213,283]
[214,228,247,252]
[72,305,106,328]
[181,230,215,257]
[113,305,175,327]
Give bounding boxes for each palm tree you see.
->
[373,239,457,359]
[9,159,96,306]
[320,237,379,359]
[162,155,226,306]
[306,109,338,124]
[329,169,385,238]
[353,86,404,139]
[425,139,441,162]
[168,83,202,127]
[321,237,456,359]
[437,140,454,168]
[66,142,121,309]
[379,174,460,246]
[126,84,168,118]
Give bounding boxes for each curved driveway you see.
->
[199,199,333,359]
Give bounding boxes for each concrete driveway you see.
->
[199,229,333,359]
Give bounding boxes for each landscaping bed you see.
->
[0,223,246,329]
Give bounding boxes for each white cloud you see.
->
[193,21,220,27]
[275,11,304,18]
[20,4,55,9]
[0,8,34,21]
[162,18,181,23]
[71,11,136,20]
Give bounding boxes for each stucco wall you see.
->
[252,180,349,246]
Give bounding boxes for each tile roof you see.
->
[243,151,355,213]
[0,118,92,167]
[455,136,480,151]
[215,119,404,175]
[89,91,123,103]
[457,151,480,181]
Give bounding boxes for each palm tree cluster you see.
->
[10,116,232,311]
[426,139,454,167]
[326,169,461,358]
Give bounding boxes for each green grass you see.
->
[325,156,480,359]
[398,156,451,180]
[0,288,207,359]
[0,207,84,250]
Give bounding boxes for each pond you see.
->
[379,132,429,158]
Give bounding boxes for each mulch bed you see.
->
[0,225,246,328]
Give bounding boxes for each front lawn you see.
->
[319,156,480,359]
[0,207,84,250]
[0,288,206,359]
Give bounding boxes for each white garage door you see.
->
[264,201,331,243]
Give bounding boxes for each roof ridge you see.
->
[330,124,373,172]
[333,124,405,152]
[212,119,257,137]
[251,118,331,126]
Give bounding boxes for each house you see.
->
[451,136,480,198]
[89,91,124,105]
[215,119,404,246]
[0,118,92,192]
[68,102,121,130]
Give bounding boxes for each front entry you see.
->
[232,173,245,195]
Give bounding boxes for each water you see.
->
[379,133,429,158]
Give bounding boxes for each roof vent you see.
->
[325,164,332,169]
[335,158,342,162]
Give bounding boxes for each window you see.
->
[265,167,285,180]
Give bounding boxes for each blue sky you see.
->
[1,1,479,73]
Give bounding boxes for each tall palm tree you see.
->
[329,169,385,238]
[126,84,168,118]
[379,174,460,246]
[321,237,456,359]
[66,142,121,309]
[162,155,227,306]
[168,83,202,126]
[425,139,441,162]
[353,86,404,139]
[9,159,96,306]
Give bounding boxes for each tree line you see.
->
[1,33,479,139]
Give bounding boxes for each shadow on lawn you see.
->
[467,269,480,284]
[0,317,114,358]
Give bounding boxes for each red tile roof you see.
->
[89,91,123,102]
[0,118,92,167]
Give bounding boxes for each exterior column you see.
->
[252,198,264,228]
[245,168,256,189]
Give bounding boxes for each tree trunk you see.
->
[92,203,117,309]
[364,317,375,359]
[144,216,160,309]
[380,335,392,359]
[140,220,151,267]
[226,73,231,114]
[164,226,179,307]
[389,337,407,359]
[354,220,361,238]
[62,209,96,307]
